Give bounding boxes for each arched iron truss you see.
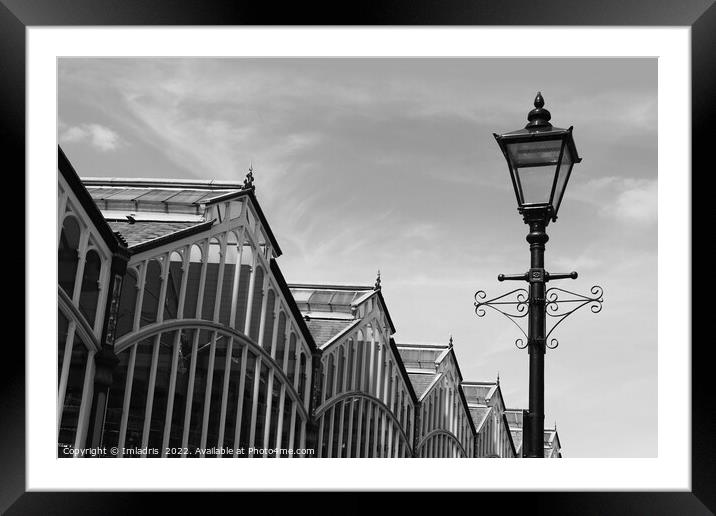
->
[58,286,100,352]
[415,428,468,458]
[314,391,413,456]
[113,318,310,421]
[474,285,604,349]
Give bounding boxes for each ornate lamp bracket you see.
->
[474,281,603,350]
[474,288,530,349]
[544,285,604,349]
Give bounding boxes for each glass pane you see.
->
[167,329,194,455]
[515,164,558,205]
[58,217,81,298]
[267,377,281,454]
[222,342,243,454]
[262,290,276,352]
[115,269,138,338]
[298,354,306,402]
[58,333,89,451]
[140,261,162,328]
[201,239,222,321]
[79,250,102,326]
[102,346,131,449]
[325,354,334,400]
[248,266,265,341]
[218,244,238,326]
[253,361,270,454]
[237,352,257,454]
[163,254,183,321]
[58,310,69,388]
[275,313,287,369]
[286,331,296,385]
[279,399,293,457]
[125,337,155,455]
[331,400,342,457]
[206,335,230,456]
[183,245,203,319]
[506,139,562,167]
[553,147,575,215]
[234,259,252,333]
[186,330,213,455]
[147,331,176,451]
[320,410,331,457]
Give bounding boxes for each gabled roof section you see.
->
[289,284,373,316]
[502,412,518,458]
[469,406,492,433]
[304,318,358,348]
[407,371,441,399]
[396,343,449,372]
[269,258,317,353]
[107,220,214,252]
[504,409,524,456]
[389,337,418,405]
[463,381,498,406]
[82,177,283,257]
[82,177,245,190]
[288,283,396,334]
[59,147,126,255]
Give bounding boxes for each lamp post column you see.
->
[525,213,548,458]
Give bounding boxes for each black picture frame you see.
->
[3,1,711,513]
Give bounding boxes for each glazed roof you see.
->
[407,371,440,398]
[289,284,374,315]
[107,220,208,248]
[469,406,492,431]
[304,319,356,347]
[462,382,498,405]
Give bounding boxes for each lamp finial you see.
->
[526,92,552,130]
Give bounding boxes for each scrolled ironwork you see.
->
[474,288,529,340]
[545,285,604,339]
[475,284,603,349]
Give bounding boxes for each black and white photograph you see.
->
[5,12,707,509]
[56,56,656,460]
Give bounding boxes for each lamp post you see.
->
[474,93,603,458]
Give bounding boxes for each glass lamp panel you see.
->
[552,146,575,215]
[506,139,562,168]
[514,164,559,205]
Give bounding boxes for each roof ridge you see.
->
[288,283,374,291]
[82,177,245,190]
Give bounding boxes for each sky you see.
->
[58,58,657,457]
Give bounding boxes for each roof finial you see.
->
[497,371,500,385]
[374,269,381,290]
[243,162,255,189]
[526,91,552,131]
[448,334,453,347]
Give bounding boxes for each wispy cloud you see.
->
[610,179,657,223]
[58,58,658,457]
[569,176,657,224]
[59,123,123,151]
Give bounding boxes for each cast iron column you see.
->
[524,212,548,458]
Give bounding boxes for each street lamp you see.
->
[474,93,603,458]
[493,91,580,224]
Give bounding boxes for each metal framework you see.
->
[474,284,604,349]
